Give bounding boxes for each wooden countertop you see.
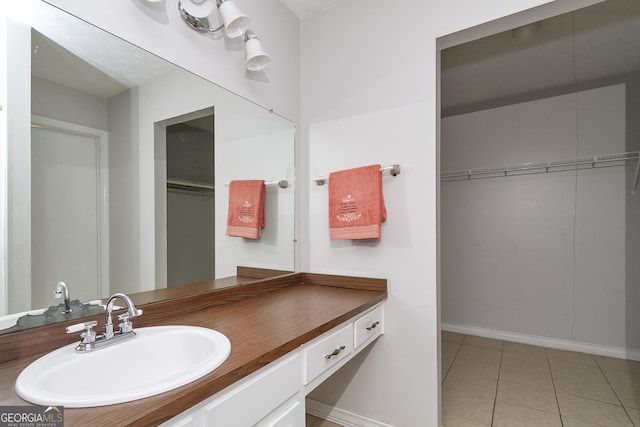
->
[0,273,386,426]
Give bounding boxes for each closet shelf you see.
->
[441,151,640,196]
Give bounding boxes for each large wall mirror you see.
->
[1,0,295,331]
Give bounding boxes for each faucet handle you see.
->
[117,308,143,322]
[66,321,98,344]
[117,309,143,333]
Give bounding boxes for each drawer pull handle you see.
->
[366,321,380,331]
[324,346,346,359]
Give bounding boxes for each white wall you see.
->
[216,127,296,278]
[107,88,140,296]
[441,85,638,351]
[300,0,602,426]
[31,77,108,131]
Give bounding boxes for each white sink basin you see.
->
[15,325,231,407]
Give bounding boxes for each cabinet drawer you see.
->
[354,304,384,349]
[303,323,353,385]
[205,353,301,426]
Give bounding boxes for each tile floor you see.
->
[305,332,640,426]
[305,413,343,427]
[442,331,640,426]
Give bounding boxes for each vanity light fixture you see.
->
[217,0,250,38]
[244,29,271,71]
[178,0,270,71]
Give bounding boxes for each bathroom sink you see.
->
[15,325,231,407]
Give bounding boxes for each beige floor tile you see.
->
[601,367,640,392]
[550,360,607,382]
[546,348,597,367]
[442,331,465,344]
[443,367,450,384]
[443,341,461,370]
[457,345,502,364]
[462,335,503,351]
[595,355,640,376]
[502,342,548,360]
[610,382,640,409]
[501,352,551,376]
[450,355,500,380]
[492,400,561,427]
[561,417,604,426]
[553,375,618,404]
[557,393,633,426]
[441,411,490,426]
[499,365,555,391]
[443,368,498,399]
[625,406,640,426]
[442,386,495,425]
[550,360,619,404]
[497,379,559,414]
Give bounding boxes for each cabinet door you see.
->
[255,396,304,427]
[205,353,301,426]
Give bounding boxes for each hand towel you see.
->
[329,164,386,240]
[226,180,265,239]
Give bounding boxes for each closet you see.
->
[440,0,640,355]
[166,114,215,287]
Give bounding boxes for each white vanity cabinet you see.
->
[162,302,384,427]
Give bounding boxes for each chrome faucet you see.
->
[66,292,143,353]
[53,281,72,314]
[104,293,143,339]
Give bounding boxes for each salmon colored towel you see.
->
[226,180,265,239]
[329,164,386,240]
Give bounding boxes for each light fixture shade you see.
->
[218,0,250,38]
[244,30,271,71]
[181,0,215,19]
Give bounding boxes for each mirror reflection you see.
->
[1,1,295,332]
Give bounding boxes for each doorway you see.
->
[165,113,215,287]
[438,0,640,425]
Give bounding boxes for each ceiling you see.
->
[441,0,640,114]
[278,0,342,19]
[30,6,177,100]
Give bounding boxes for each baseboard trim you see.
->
[441,322,640,361]
[306,398,395,427]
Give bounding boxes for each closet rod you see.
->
[313,164,401,186]
[441,151,640,195]
[167,179,214,192]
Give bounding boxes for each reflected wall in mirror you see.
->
[0,0,295,332]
